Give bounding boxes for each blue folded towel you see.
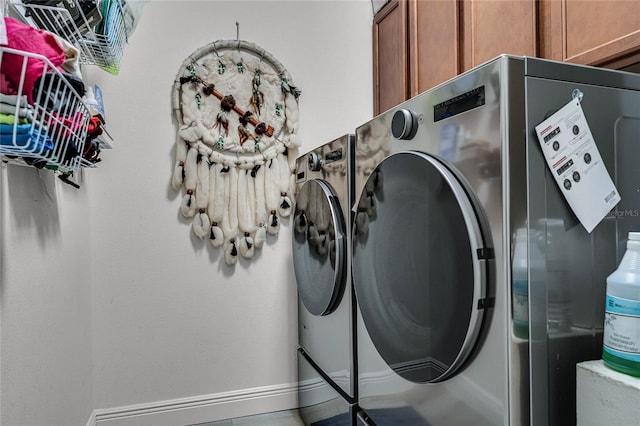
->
[0,122,55,152]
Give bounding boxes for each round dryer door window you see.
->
[352,151,493,383]
[293,179,347,316]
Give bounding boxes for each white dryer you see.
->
[293,135,357,425]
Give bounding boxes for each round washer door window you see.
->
[352,151,491,383]
[292,179,347,316]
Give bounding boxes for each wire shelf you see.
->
[8,0,127,70]
[0,47,91,172]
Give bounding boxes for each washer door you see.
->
[352,151,492,383]
[293,179,347,316]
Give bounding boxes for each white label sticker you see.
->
[535,99,620,233]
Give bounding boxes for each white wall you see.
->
[0,166,94,426]
[81,0,372,424]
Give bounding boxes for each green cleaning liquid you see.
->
[512,228,531,339]
[602,232,640,377]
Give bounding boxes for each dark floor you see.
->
[192,409,305,426]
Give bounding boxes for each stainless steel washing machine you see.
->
[352,56,640,425]
[293,134,357,425]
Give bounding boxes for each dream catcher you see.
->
[171,40,302,265]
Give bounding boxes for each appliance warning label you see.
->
[535,98,620,233]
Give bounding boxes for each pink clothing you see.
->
[1,17,65,104]
[0,73,17,95]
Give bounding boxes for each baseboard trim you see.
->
[88,382,299,426]
[85,410,96,426]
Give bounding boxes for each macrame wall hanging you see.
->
[171,40,302,265]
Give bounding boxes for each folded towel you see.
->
[0,113,28,125]
[0,103,36,122]
[0,94,29,108]
[0,122,31,134]
[0,122,54,152]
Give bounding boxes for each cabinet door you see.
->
[539,0,640,68]
[460,0,537,71]
[373,0,409,115]
[408,0,460,96]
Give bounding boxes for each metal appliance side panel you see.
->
[525,56,640,92]
[524,73,640,425]
[502,57,530,426]
[353,56,514,425]
[298,349,355,426]
[295,135,357,399]
[356,410,373,425]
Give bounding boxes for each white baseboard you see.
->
[86,410,97,426]
[86,382,299,426]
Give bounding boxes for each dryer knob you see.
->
[391,109,419,140]
[308,152,322,171]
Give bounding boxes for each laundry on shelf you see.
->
[13,0,142,73]
[0,15,105,172]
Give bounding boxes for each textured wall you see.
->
[1,1,372,424]
[1,166,93,426]
[83,0,373,418]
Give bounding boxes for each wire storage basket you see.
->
[8,0,127,71]
[0,47,91,172]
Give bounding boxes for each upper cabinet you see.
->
[373,0,410,114]
[409,0,460,98]
[373,0,537,115]
[374,0,640,114]
[460,0,537,71]
[374,0,461,114]
[539,0,640,68]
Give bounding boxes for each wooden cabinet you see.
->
[374,0,461,114]
[459,0,537,71]
[373,0,537,115]
[373,0,640,114]
[373,0,410,114]
[539,0,640,68]
[408,0,460,97]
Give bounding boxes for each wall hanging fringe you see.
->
[172,40,302,265]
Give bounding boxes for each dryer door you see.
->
[293,179,347,316]
[352,151,493,383]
